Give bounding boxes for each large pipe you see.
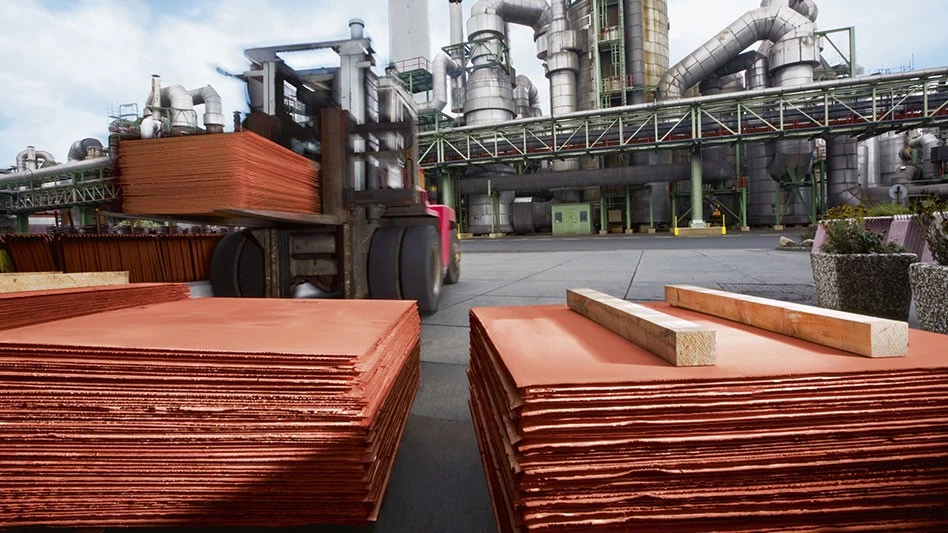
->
[659,4,815,99]
[188,85,226,133]
[15,147,57,172]
[464,0,552,126]
[0,156,111,187]
[513,74,540,117]
[458,160,734,195]
[625,0,646,104]
[419,53,462,114]
[146,81,225,132]
[67,138,104,161]
[826,136,862,206]
[449,0,467,112]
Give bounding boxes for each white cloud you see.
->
[1,0,945,168]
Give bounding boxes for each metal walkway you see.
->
[0,159,117,218]
[417,68,948,169]
[4,68,948,216]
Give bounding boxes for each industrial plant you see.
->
[1,1,948,531]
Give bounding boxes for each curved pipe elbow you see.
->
[659,5,813,99]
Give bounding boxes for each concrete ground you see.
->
[363,231,820,533]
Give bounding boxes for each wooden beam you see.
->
[567,288,716,367]
[0,272,129,294]
[664,285,908,358]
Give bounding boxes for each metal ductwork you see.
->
[419,53,462,114]
[464,0,555,127]
[67,138,105,161]
[15,147,57,172]
[458,160,734,195]
[145,80,226,133]
[513,74,541,117]
[0,156,112,187]
[188,86,226,133]
[467,0,552,40]
[449,0,467,112]
[659,4,816,99]
[625,0,646,104]
[909,132,944,179]
[826,136,862,206]
[892,164,922,186]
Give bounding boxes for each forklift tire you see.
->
[210,230,264,297]
[444,230,461,285]
[368,226,406,300]
[400,225,443,314]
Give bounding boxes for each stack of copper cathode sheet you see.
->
[0,283,190,331]
[57,233,223,282]
[0,234,57,271]
[118,131,320,216]
[468,288,948,532]
[0,298,420,527]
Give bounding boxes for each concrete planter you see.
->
[909,262,948,334]
[811,253,919,321]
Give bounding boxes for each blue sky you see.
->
[2,0,945,168]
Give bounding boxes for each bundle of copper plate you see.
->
[57,233,222,282]
[118,131,320,216]
[0,234,56,271]
[0,298,420,528]
[0,283,190,331]
[469,303,948,532]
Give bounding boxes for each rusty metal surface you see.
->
[118,131,320,216]
[469,304,948,532]
[0,298,421,528]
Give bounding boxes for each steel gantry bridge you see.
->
[3,68,948,224]
[0,158,117,230]
[417,68,948,170]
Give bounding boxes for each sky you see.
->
[1,0,946,168]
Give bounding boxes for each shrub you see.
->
[913,196,948,266]
[864,202,913,217]
[821,211,906,255]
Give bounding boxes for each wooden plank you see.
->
[0,272,129,294]
[664,285,908,358]
[566,288,716,367]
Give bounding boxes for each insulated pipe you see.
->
[15,148,57,172]
[658,4,815,99]
[826,136,862,206]
[188,85,226,133]
[419,53,461,114]
[160,85,194,129]
[449,0,467,112]
[68,138,104,161]
[0,157,111,187]
[790,0,819,21]
[467,0,552,42]
[625,0,646,104]
[513,74,540,117]
[457,160,734,195]
[464,0,553,127]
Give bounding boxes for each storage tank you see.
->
[468,192,515,235]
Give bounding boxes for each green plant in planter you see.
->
[821,218,906,255]
[811,209,917,321]
[914,196,948,266]
[909,196,948,333]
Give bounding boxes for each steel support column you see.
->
[690,148,705,228]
